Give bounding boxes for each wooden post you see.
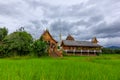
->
[100,50,102,55]
[66,50,67,54]
[94,50,96,55]
[73,49,75,55]
[88,50,89,56]
[81,49,82,56]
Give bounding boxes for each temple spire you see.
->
[59,33,62,41]
[66,34,74,40]
[91,37,98,44]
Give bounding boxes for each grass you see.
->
[0,54,120,80]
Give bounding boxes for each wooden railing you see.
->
[64,49,102,53]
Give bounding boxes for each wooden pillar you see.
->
[66,50,67,54]
[88,50,89,56]
[73,49,75,55]
[94,50,96,55]
[81,49,82,55]
[100,50,102,55]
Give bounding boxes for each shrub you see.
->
[32,39,48,57]
[3,30,33,56]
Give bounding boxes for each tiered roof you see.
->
[62,40,101,47]
[66,34,74,40]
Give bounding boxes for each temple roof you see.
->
[91,37,98,43]
[62,40,101,47]
[41,29,57,43]
[66,34,74,40]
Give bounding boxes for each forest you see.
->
[0,27,48,57]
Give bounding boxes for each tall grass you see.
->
[0,55,120,80]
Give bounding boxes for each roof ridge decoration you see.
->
[66,34,75,40]
[41,29,57,43]
[91,37,98,44]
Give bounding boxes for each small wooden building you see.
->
[41,29,62,57]
[61,35,102,55]
[41,29,57,47]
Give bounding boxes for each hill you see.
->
[107,46,120,49]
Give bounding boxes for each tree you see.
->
[0,27,8,57]
[32,38,48,57]
[0,27,8,41]
[102,48,120,54]
[3,30,33,56]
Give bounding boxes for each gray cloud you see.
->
[50,20,73,40]
[0,2,19,16]
[92,21,120,38]
[0,0,120,46]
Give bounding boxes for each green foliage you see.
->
[62,50,67,56]
[57,46,60,49]
[32,39,48,57]
[102,48,120,54]
[0,27,8,57]
[0,27,49,57]
[0,27,8,41]
[0,43,5,57]
[3,30,33,56]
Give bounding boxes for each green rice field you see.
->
[0,54,120,80]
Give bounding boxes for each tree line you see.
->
[101,48,120,54]
[0,27,48,57]
[0,27,120,58]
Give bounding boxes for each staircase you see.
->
[49,48,63,57]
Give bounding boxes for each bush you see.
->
[3,30,33,57]
[0,27,8,41]
[32,39,48,57]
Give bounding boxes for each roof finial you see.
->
[66,34,74,40]
[59,33,62,41]
[91,37,98,44]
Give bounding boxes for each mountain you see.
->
[107,46,120,49]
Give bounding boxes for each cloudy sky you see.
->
[0,0,120,47]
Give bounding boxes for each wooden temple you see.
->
[61,35,102,55]
[41,29,62,57]
[41,29,102,56]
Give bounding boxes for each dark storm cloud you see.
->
[44,3,100,19]
[50,19,94,40]
[24,20,47,39]
[50,20,73,39]
[49,12,106,40]
[0,0,120,46]
[72,19,93,27]
[0,3,20,17]
[89,15,104,23]
[93,21,120,38]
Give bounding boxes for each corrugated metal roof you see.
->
[62,40,101,47]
